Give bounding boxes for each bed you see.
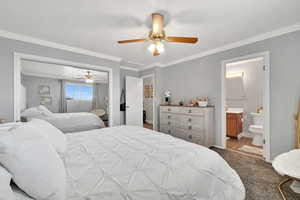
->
[35,112,105,133]
[12,125,245,200]
[21,106,105,132]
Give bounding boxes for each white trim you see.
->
[226,57,263,67]
[142,63,164,71]
[14,53,114,127]
[120,66,139,72]
[0,30,121,62]
[140,22,300,70]
[13,55,21,121]
[22,71,108,84]
[141,73,157,131]
[221,51,271,162]
[2,22,300,72]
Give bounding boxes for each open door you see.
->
[126,76,143,126]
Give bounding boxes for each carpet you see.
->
[211,147,300,200]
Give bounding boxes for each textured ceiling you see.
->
[1,0,300,69]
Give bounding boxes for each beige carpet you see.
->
[211,147,300,200]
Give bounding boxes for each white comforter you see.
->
[36,112,104,133]
[63,126,245,200]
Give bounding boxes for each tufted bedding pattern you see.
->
[62,126,245,200]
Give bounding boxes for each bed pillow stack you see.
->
[20,107,44,118]
[37,105,53,116]
[0,122,67,200]
[28,118,67,155]
[21,106,53,119]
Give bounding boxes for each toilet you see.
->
[249,112,264,146]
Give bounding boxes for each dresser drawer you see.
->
[179,107,204,115]
[160,113,177,121]
[186,130,205,146]
[160,113,180,128]
[178,115,204,130]
[160,125,174,135]
[173,128,188,140]
[160,106,179,113]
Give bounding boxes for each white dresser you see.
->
[159,105,214,147]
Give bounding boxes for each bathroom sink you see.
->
[226,108,244,114]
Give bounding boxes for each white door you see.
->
[126,76,143,126]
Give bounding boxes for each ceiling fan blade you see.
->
[152,13,164,34]
[117,38,146,44]
[165,37,198,43]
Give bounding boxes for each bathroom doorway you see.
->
[221,52,270,161]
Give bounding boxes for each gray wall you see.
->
[0,36,121,125]
[158,30,300,159]
[21,75,61,113]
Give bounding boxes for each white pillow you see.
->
[0,165,15,200]
[20,107,43,118]
[28,119,67,154]
[0,125,66,200]
[38,105,53,116]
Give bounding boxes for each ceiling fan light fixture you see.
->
[85,78,94,83]
[148,41,164,55]
[117,13,198,56]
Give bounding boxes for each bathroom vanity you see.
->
[226,108,243,138]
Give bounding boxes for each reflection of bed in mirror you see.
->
[21,106,105,133]
[19,59,110,132]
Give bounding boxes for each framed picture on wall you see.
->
[38,85,50,95]
[40,96,52,105]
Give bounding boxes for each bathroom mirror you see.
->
[226,77,246,100]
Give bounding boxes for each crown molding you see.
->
[120,65,139,71]
[160,22,300,67]
[22,71,108,83]
[226,57,263,66]
[2,22,300,73]
[140,62,163,71]
[0,29,122,62]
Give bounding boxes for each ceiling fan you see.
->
[75,71,98,83]
[117,13,198,56]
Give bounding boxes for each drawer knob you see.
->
[188,126,192,130]
[188,109,192,113]
[168,122,171,125]
[188,135,192,139]
[168,115,171,119]
[188,118,192,122]
[168,108,171,111]
[168,130,171,134]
